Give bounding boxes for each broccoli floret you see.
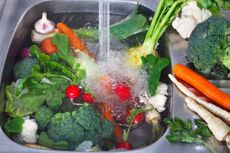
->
[34,105,54,130]
[101,120,114,139]
[46,104,114,150]
[47,112,85,145]
[72,104,101,130]
[188,15,230,78]
[13,57,39,79]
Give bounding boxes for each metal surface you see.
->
[0,0,228,153]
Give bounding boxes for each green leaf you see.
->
[194,119,212,138]
[142,54,169,96]
[38,132,68,150]
[164,117,216,153]
[126,108,147,124]
[197,0,214,9]
[5,83,45,117]
[52,34,70,60]
[4,116,24,134]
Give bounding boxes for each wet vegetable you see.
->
[66,85,81,100]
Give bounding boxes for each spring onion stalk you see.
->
[128,0,190,67]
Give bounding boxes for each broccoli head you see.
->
[47,104,114,150]
[187,15,230,78]
[47,111,85,146]
[35,105,54,130]
[13,57,39,79]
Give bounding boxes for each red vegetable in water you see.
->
[66,85,81,100]
[126,108,144,125]
[82,93,95,104]
[114,84,131,102]
[116,141,133,150]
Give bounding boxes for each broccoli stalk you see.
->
[128,0,190,67]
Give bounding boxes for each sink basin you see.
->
[0,0,228,153]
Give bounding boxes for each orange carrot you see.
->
[99,102,114,121]
[56,22,94,58]
[173,64,230,110]
[114,125,123,142]
[39,37,57,55]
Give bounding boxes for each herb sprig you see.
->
[165,117,217,153]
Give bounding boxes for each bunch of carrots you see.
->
[39,22,94,58]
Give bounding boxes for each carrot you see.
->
[39,37,57,55]
[114,125,123,142]
[169,74,230,125]
[173,64,230,110]
[56,22,94,58]
[99,102,113,121]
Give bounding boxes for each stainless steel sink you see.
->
[0,0,228,153]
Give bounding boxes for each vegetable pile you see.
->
[3,0,230,152]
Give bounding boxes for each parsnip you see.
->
[168,74,230,125]
[185,97,230,146]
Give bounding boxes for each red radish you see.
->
[82,93,95,104]
[66,85,81,100]
[126,108,144,125]
[116,141,133,150]
[114,84,131,102]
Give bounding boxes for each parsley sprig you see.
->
[165,117,217,153]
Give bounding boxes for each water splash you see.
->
[98,0,110,62]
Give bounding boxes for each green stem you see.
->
[197,139,218,153]
[151,0,184,49]
[145,0,165,40]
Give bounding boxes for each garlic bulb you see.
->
[34,12,55,34]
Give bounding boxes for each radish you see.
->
[82,93,95,104]
[66,85,81,100]
[116,141,133,150]
[114,83,131,102]
[126,108,144,125]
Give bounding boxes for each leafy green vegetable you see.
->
[5,83,47,117]
[197,0,230,15]
[4,116,24,134]
[188,15,230,79]
[142,54,169,96]
[37,132,68,150]
[74,12,148,41]
[165,117,217,153]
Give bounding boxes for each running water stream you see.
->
[98,0,110,62]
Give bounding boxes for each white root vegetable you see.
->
[168,74,230,125]
[185,97,230,145]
